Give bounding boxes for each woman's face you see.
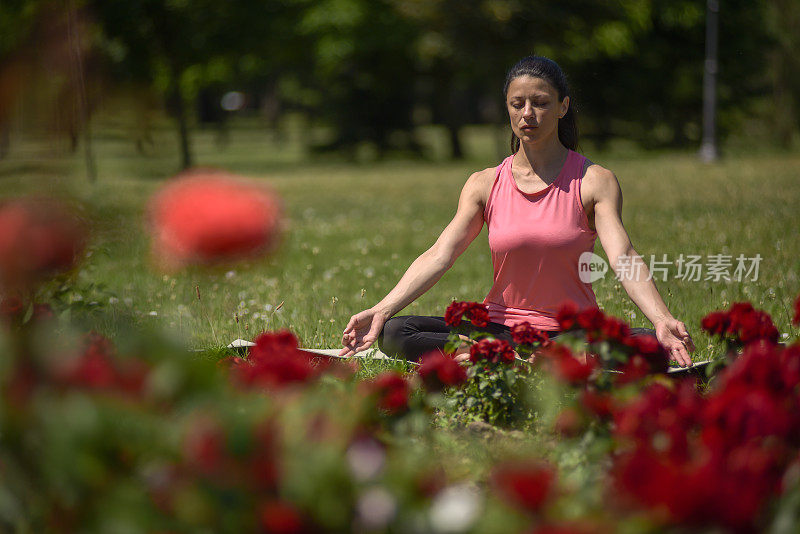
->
[506,75,569,146]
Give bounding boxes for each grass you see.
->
[2,110,799,363]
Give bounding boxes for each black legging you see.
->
[377,315,657,362]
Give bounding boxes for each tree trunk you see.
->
[448,123,463,159]
[168,79,193,169]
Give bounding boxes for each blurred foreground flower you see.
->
[148,169,282,268]
[490,459,556,513]
[0,198,86,291]
[225,330,325,389]
[369,371,411,415]
[417,351,467,392]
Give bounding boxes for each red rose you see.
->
[538,344,597,385]
[32,302,54,321]
[250,421,280,491]
[600,316,630,342]
[701,311,730,336]
[703,303,779,346]
[555,353,598,385]
[490,460,556,513]
[621,335,669,374]
[444,301,467,326]
[370,371,410,414]
[148,169,282,268]
[0,198,86,290]
[259,500,307,534]
[737,309,779,345]
[728,302,755,329]
[444,301,489,327]
[716,341,785,393]
[701,385,793,451]
[511,322,550,346]
[580,388,614,420]
[530,522,599,534]
[417,352,467,392]
[615,355,650,385]
[57,332,149,396]
[556,301,579,330]
[469,338,516,365]
[779,343,800,394]
[576,307,605,332]
[183,416,226,476]
[231,330,323,389]
[553,407,584,438]
[613,381,701,462]
[0,296,24,323]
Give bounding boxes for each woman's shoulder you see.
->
[462,165,499,205]
[579,158,621,203]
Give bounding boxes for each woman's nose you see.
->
[522,103,534,118]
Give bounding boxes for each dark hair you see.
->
[503,56,578,153]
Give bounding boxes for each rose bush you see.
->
[6,191,800,533]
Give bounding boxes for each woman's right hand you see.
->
[339,307,389,357]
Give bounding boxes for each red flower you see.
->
[259,500,307,534]
[230,330,323,389]
[0,296,24,323]
[793,293,800,326]
[701,311,730,336]
[613,439,784,531]
[615,355,650,385]
[183,416,226,477]
[56,332,150,396]
[576,307,605,332]
[701,302,779,346]
[490,460,556,513]
[530,522,599,534]
[556,301,579,330]
[0,198,86,290]
[701,385,793,451]
[148,169,282,268]
[32,302,54,321]
[556,353,597,385]
[613,381,701,462]
[580,389,614,420]
[417,352,467,392]
[600,316,630,343]
[444,300,489,327]
[553,407,584,438]
[621,335,669,374]
[469,338,516,365]
[538,344,597,385]
[511,322,549,346]
[249,420,280,491]
[370,371,410,414]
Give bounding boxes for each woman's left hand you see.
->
[655,318,695,367]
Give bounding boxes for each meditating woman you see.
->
[340,56,695,366]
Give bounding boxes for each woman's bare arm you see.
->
[586,164,695,366]
[339,169,493,356]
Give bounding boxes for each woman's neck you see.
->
[514,139,569,178]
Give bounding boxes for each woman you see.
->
[340,56,695,366]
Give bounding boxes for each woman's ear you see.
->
[559,96,570,119]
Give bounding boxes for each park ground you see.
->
[1,113,799,363]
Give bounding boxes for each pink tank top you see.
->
[483,150,598,329]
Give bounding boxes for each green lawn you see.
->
[2,114,799,361]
